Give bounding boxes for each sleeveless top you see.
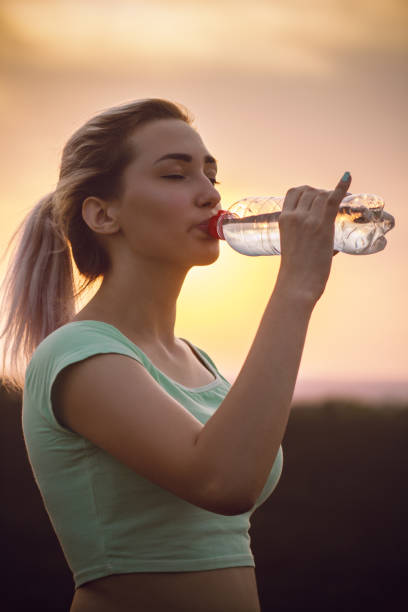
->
[22,320,283,588]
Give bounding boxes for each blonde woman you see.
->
[1,99,351,611]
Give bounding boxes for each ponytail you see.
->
[0,193,75,391]
[0,98,192,392]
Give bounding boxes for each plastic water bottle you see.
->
[207,193,395,256]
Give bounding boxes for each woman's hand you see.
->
[276,172,352,304]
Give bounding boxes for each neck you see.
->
[77,258,190,349]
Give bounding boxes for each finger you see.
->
[282,185,310,211]
[330,171,352,206]
[297,188,325,212]
[325,171,352,219]
[307,189,330,221]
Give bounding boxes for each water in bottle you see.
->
[208,193,395,256]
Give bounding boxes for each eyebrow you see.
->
[154,153,218,168]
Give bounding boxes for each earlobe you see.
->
[82,197,120,235]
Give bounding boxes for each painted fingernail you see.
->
[341,171,351,182]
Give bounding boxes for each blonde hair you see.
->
[0,98,192,391]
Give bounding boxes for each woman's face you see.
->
[113,118,222,268]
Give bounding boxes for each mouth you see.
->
[195,221,210,232]
[193,219,213,235]
[193,212,226,238]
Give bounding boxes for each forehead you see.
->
[129,119,211,164]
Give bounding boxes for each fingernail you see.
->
[341,171,351,182]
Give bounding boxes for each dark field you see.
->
[1,386,407,611]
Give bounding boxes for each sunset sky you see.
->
[1,0,407,398]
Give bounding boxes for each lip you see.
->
[193,211,222,229]
[195,221,210,231]
[192,211,225,238]
[193,219,212,233]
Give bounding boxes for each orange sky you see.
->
[1,0,407,389]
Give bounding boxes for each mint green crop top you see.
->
[22,321,283,588]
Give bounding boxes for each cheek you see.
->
[119,197,185,257]
[124,181,185,220]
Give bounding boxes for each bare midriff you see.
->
[70,567,261,612]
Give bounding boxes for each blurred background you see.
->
[1,0,407,402]
[0,1,407,611]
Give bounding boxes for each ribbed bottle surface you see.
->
[218,194,395,256]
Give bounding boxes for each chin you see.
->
[195,254,219,267]
[195,242,220,266]
[183,250,219,269]
[174,235,220,267]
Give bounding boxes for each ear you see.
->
[82,197,120,235]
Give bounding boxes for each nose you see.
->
[196,180,221,210]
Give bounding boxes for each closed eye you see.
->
[163,175,220,185]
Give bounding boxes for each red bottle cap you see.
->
[208,210,228,240]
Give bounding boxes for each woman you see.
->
[1,98,351,611]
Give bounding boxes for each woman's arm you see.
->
[195,174,352,511]
[55,174,351,515]
[194,284,314,513]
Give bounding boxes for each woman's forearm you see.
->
[195,176,351,514]
[195,275,315,513]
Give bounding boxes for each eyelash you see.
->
[163,175,220,185]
